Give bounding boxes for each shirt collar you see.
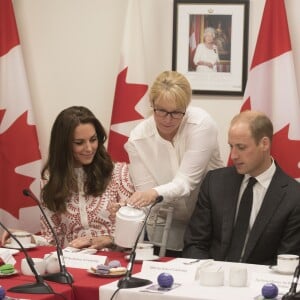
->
[244,158,276,188]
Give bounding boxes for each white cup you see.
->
[44,253,60,274]
[10,231,32,248]
[135,243,154,259]
[229,265,248,287]
[198,266,224,286]
[277,254,299,273]
[21,258,46,276]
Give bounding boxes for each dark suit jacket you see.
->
[183,165,300,265]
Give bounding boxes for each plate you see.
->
[87,268,126,278]
[124,254,159,262]
[0,269,19,277]
[4,243,37,250]
[0,248,20,255]
[270,265,294,275]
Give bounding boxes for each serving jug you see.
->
[114,206,145,248]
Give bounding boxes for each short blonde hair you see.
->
[149,70,192,110]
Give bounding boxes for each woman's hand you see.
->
[69,235,113,250]
[0,228,31,246]
[126,189,159,208]
[1,230,11,246]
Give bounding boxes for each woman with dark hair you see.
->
[2,106,134,250]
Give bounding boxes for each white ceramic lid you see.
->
[117,206,145,220]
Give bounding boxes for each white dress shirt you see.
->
[237,159,276,259]
[125,106,224,250]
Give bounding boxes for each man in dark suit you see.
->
[183,110,300,265]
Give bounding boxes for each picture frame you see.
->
[172,0,249,95]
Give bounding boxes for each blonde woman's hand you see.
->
[126,189,159,208]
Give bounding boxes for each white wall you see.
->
[12,0,300,163]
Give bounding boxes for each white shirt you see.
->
[125,106,224,250]
[237,160,276,229]
[237,159,276,259]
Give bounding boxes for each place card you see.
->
[251,271,292,293]
[140,260,200,283]
[46,251,107,269]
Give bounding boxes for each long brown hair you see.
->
[41,106,114,212]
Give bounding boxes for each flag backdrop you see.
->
[0,0,41,232]
[107,0,149,163]
[241,0,300,180]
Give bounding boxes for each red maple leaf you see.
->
[271,124,300,179]
[0,109,41,218]
[107,67,148,162]
[110,67,148,124]
[240,97,252,112]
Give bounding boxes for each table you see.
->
[1,246,165,300]
[99,260,296,300]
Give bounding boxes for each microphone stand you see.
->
[23,189,74,284]
[282,263,300,299]
[117,196,163,289]
[0,221,54,294]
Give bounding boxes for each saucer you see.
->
[4,243,37,250]
[87,268,126,278]
[270,265,294,275]
[0,247,20,255]
[0,269,18,277]
[124,254,159,262]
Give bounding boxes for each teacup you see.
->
[135,243,154,259]
[10,231,32,248]
[21,257,46,276]
[229,265,248,287]
[277,254,299,273]
[198,265,224,286]
[44,253,60,274]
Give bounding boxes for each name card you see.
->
[141,260,199,283]
[251,271,292,293]
[57,252,107,269]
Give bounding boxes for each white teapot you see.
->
[114,206,145,248]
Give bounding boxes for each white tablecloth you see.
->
[99,259,295,300]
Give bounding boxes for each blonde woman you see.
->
[125,71,224,256]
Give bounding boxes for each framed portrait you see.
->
[172,0,249,95]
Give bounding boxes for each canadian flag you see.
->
[0,0,41,232]
[242,0,300,180]
[107,0,149,162]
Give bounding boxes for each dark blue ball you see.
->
[157,272,174,288]
[0,286,6,300]
[262,283,278,299]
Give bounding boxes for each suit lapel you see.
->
[243,168,287,261]
[221,172,244,256]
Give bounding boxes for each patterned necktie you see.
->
[227,177,257,262]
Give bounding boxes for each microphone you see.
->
[117,195,163,289]
[23,188,74,285]
[282,263,300,299]
[0,221,53,294]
